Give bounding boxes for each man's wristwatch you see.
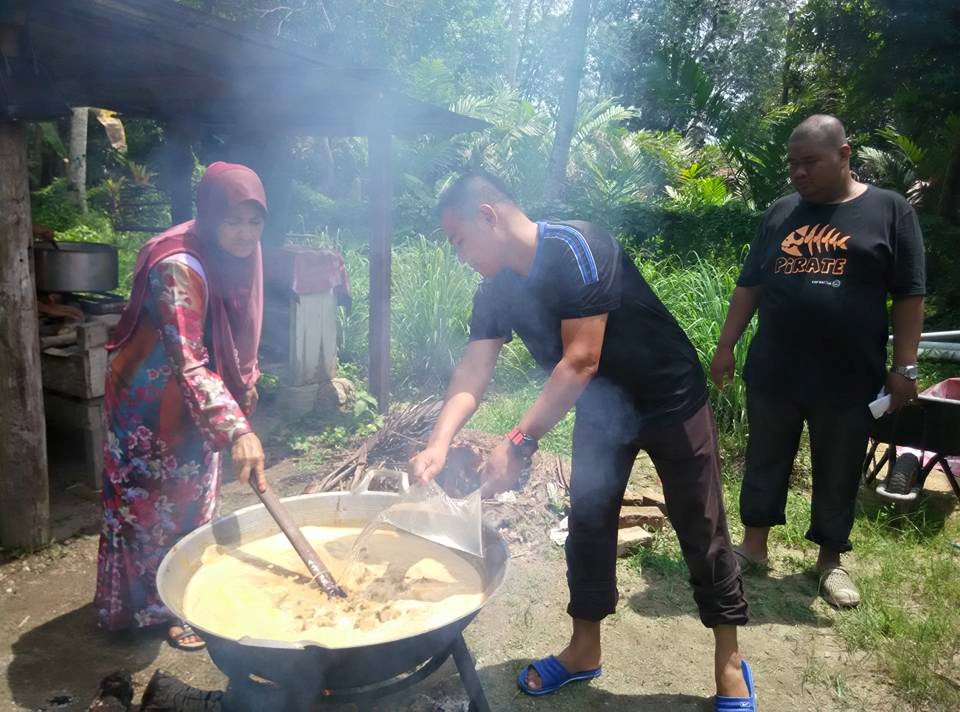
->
[892,365,919,381]
[506,427,538,459]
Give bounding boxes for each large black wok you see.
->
[156,483,508,693]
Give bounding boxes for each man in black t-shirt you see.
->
[411,173,755,706]
[711,114,925,608]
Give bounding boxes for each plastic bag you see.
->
[353,469,484,558]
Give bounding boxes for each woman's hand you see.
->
[232,432,266,492]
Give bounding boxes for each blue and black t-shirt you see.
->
[469,220,707,434]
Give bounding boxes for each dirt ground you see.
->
[0,425,927,711]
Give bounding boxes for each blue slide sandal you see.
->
[517,655,602,696]
[715,659,757,711]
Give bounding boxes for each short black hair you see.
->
[437,171,517,217]
[789,114,848,148]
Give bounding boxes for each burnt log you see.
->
[87,670,134,711]
[139,670,223,712]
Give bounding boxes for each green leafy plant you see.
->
[664,163,732,209]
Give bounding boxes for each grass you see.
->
[837,500,960,709]
[626,454,960,709]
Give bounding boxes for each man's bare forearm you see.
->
[516,313,606,440]
[427,391,482,449]
[517,357,596,440]
[718,286,761,349]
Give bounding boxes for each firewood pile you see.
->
[301,397,444,494]
[294,398,576,548]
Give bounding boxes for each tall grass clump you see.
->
[390,236,478,388]
[338,246,371,366]
[641,255,754,449]
[335,237,475,390]
[336,239,754,441]
[335,235,539,394]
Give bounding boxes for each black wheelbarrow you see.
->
[863,390,960,503]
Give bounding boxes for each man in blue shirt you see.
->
[412,173,755,707]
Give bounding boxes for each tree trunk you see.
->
[68,107,88,213]
[781,11,795,105]
[0,121,50,551]
[542,0,592,204]
[504,0,526,87]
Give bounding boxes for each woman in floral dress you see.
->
[95,162,269,650]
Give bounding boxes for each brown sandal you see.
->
[168,621,206,651]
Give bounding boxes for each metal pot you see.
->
[33,240,118,293]
[156,483,508,693]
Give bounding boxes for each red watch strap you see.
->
[507,427,525,445]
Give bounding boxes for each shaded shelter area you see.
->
[0,0,486,549]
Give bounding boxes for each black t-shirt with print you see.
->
[737,185,925,405]
[470,220,707,435]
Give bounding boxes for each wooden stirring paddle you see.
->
[249,481,346,598]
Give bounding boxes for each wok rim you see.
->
[158,491,509,653]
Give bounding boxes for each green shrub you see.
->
[31,179,85,232]
[336,238,753,449]
[390,236,478,389]
[289,180,367,239]
[920,214,960,328]
[338,247,370,366]
[616,202,760,261]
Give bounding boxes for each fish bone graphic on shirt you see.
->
[780,224,852,257]
[775,223,853,277]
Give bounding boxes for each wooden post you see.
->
[0,120,50,550]
[256,137,294,248]
[367,128,393,412]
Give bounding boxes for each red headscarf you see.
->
[108,162,267,404]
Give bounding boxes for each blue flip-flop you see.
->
[517,655,602,696]
[715,659,757,711]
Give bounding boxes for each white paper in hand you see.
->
[869,389,892,419]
